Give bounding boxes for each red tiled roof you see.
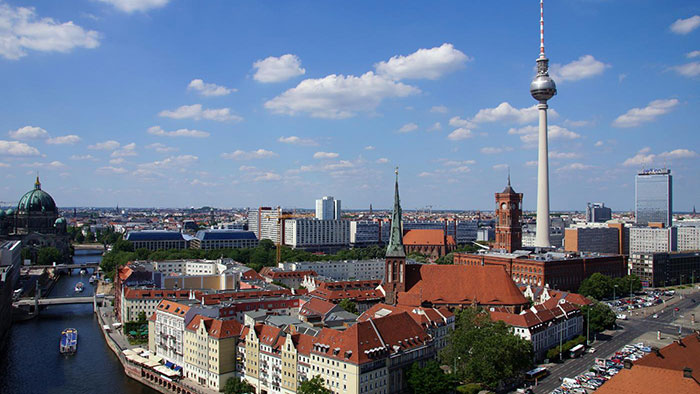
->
[124,288,196,300]
[310,287,384,303]
[403,229,446,246]
[358,303,453,328]
[156,299,190,316]
[299,298,336,317]
[634,333,700,381]
[186,315,242,339]
[199,289,292,305]
[241,269,264,281]
[291,333,315,356]
[490,301,581,329]
[399,264,528,307]
[595,365,699,394]
[318,280,381,291]
[118,266,133,281]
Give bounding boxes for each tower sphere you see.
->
[530,72,557,102]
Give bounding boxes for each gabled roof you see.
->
[403,229,446,246]
[399,264,528,307]
[490,300,581,329]
[299,298,337,317]
[186,314,242,339]
[124,288,195,300]
[634,333,700,381]
[358,303,454,328]
[156,299,190,317]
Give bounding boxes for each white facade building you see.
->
[350,220,380,246]
[629,227,678,254]
[677,226,700,252]
[315,196,340,220]
[248,207,286,244]
[153,299,191,368]
[278,259,385,281]
[283,219,349,250]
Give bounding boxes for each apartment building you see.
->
[125,230,189,251]
[564,227,619,254]
[284,219,350,251]
[278,260,385,282]
[190,229,259,250]
[152,300,192,368]
[629,227,678,254]
[184,315,242,391]
[120,288,195,323]
[677,225,700,252]
[248,207,288,244]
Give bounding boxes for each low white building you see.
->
[278,259,385,281]
[283,219,349,250]
[629,227,677,254]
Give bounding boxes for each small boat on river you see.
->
[74,282,84,293]
[60,328,78,354]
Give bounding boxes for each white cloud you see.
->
[277,136,318,146]
[364,145,375,150]
[671,62,700,78]
[254,172,282,182]
[449,116,475,128]
[96,166,128,175]
[430,105,448,113]
[95,0,170,13]
[47,135,81,145]
[111,142,137,157]
[264,71,419,119]
[618,73,627,83]
[508,125,580,145]
[158,104,243,122]
[0,3,100,60]
[397,123,418,133]
[147,125,209,138]
[441,159,475,167]
[659,149,697,159]
[564,119,592,128]
[139,155,198,169]
[376,158,389,164]
[313,151,339,159]
[221,149,277,160]
[549,151,581,159]
[252,54,305,83]
[687,50,700,59]
[525,160,538,167]
[109,158,124,165]
[549,55,610,82]
[427,122,442,132]
[612,99,679,128]
[146,143,178,153]
[447,128,473,141]
[374,43,470,80]
[70,154,95,160]
[670,15,700,35]
[594,141,604,147]
[8,126,48,140]
[472,102,557,124]
[0,162,8,167]
[187,79,235,97]
[21,160,65,169]
[556,163,593,172]
[418,171,434,177]
[480,146,513,154]
[493,164,509,170]
[88,140,120,150]
[0,140,40,156]
[620,147,695,167]
[322,160,354,171]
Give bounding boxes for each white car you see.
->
[652,314,659,319]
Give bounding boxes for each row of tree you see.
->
[578,273,642,301]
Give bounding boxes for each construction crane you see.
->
[265,207,315,265]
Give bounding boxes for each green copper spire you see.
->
[386,167,405,257]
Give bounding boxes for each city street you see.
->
[531,289,698,394]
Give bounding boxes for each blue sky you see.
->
[0,0,698,211]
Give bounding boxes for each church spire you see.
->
[386,167,405,257]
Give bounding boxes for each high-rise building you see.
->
[247,207,288,244]
[315,196,341,220]
[635,169,672,227]
[494,176,523,252]
[586,202,612,223]
[530,0,557,248]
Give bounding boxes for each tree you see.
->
[440,307,533,389]
[85,230,96,243]
[407,360,457,394]
[112,239,134,253]
[578,273,614,300]
[338,299,358,314]
[581,302,616,333]
[137,311,147,323]
[37,247,62,265]
[74,231,85,243]
[298,376,332,394]
[407,253,428,263]
[223,377,255,394]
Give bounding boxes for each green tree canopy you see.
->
[440,307,533,389]
[37,247,62,265]
[338,299,358,314]
[223,377,255,394]
[579,273,642,300]
[407,360,457,394]
[298,376,332,394]
[112,239,135,253]
[581,301,617,333]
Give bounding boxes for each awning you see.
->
[148,354,163,363]
[174,366,182,372]
[165,361,174,368]
[154,365,179,378]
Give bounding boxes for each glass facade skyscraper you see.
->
[635,169,672,227]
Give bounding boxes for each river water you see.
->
[0,250,158,394]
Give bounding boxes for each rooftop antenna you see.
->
[507,166,511,187]
[539,0,545,58]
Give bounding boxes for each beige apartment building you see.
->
[184,315,242,391]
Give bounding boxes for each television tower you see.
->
[530,0,557,248]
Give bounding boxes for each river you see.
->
[0,250,158,394]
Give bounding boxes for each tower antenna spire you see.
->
[540,0,545,58]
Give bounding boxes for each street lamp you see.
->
[586,306,590,346]
[613,284,618,301]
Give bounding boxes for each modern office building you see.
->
[349,220,380,247]
[283,219,350,251]
[629,227,677,254]
[635,169,672,227]
[247,207,289,244]
[677,225,700,252]
[586,202,612,223]
[125,230,189,251]
[628,252,700,287]
[190,229,258,250]
[315,196,341,220]
[564,227,620,254]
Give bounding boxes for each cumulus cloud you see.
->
[21,160,65,169]
[139,155,198,169]
[492,164,509,170]
[449,116,476,129]
[111,142,137,157]
[0,140,40,156]
[47,135,81,145]
[374,43,470,80]
[254,172,282,182]
[564,119,592,128]
[277,136,318,146]
[376,158,389,164]
[427,122,442,132]
[671,62,700,78]
[549,151,581,159]
[158,104,243,122]
[687,50,700,59]
[525,160,538,167]
[549,55,610,82]
[0,3,100,60]
[480,146,513,154]
[8,126,49,140]
[88,140,120,150]
[364,145,375,150]
[187,79,235,97]
[594,141,604,147]
[397,123,418,133]
[659,149,698,159]
[146,143,178,153]
[508,125,580,145]
[96,166,128,174]
[430,105,448,113]
[447,128,473,141]
[147,125,209,138]
[472,102,558,124]
[313,151,339,159]
[556,163,593,172]
[612,99,679,128]
[621,147,696,167]
[109,158,124,165]
[253,54,305,83]
[265,72,419,119]
[670,15,700,35]
[221,149,277,160]
[70,154,96,160]
[95,0,170,13]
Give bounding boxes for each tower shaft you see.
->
[534,103,551,248]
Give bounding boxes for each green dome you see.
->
[55,217,66,225]
[17,177,57,214]
[6,209,14,216]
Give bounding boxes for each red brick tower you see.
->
[495,174,523,252]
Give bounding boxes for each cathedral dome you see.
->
[17,177,57,214]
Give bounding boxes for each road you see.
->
[531,290,698,394]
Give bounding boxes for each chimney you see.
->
[652,347,661,357]
[623,359,633,369]
[683,367,693,378]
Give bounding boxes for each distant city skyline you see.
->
[0,1,698,210]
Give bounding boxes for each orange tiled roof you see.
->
[399,264,528,307]
[596,365,699,394]
[634,333,700,381]
[358,303,454,328]
[156,299,190,316]
[299,297,336,317]
[403,229,446,246]
[186,314,242,339]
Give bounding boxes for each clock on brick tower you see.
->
[495,175,523,253]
